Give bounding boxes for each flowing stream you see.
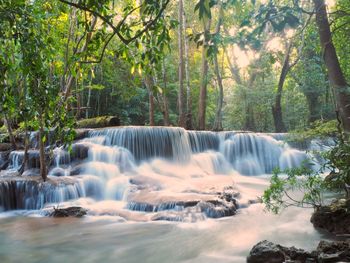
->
[0,127,331,262]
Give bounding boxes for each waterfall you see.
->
[0,127,315,220]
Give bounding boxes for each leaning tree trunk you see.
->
[177,0,186,128]
[313,0,350,133]
[3,114,17,150]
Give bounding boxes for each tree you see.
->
[313,0,350,133]
[195,0,212,130]
[177,0,186,127]
[212,0,224,131]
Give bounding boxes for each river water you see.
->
[0,127,331,262]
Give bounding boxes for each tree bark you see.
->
[183,5,193,130]
[198,19,211,130]
[212,1,224,131]
[272,42,293,133]
[313,0,350,133]
[19,119,30,174]
[3,114,17,150]
[177,0,186,127]
[161,60,170,126]
[38,112,47,181]
[306,92,321,124]
[212,53,224,131]
[144,75,155,126]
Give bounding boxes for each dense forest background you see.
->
[1,0,349,135]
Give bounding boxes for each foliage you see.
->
[1,0,348,140]
[324,139,350,191]
[264,132,350,214]
[287,120,338,143]
[263,165,325,214]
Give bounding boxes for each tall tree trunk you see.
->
[198,19,211,130]
[305,92,321,124]
[85,70,93,119]
[224,46,242,85]
[313,0,350,133]
[161,60,170,126]
[212,1,224,131]
[272,42,293,133]
[19,119,30,175]
[38,112,47,181]
[244,74,257,131]
[177,0,186,127]
[144,75,155,126]
[183,5,193,130]
[212,54,224,131]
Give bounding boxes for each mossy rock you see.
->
[76,116,120,129]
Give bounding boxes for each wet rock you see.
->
[74,129,91,141]
[197,200,237,218]
[22,168,40,177]
[71,143,89,161]
[247,240,350,263]
[311,199,350,235]
[0,151,9,170]
[0,143,12,152]
[70,163,85,176]
[151,213,183,222]
[50,206,88,218]
[317,240,350,263]
[49,167,66,177]
[0,160,9,171]
[247,240,286,263]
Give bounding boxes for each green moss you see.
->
[0,125,7,134]
[287,120,338,143]
[76,116,120,129]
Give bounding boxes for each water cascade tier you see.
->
[0,127,316,221]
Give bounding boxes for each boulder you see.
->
[311,199,350,235]
[247,240,286,263]
[247,240,350,263]
[50,206,88,218]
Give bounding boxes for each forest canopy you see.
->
[1,0,349,139]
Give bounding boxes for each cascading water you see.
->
[0,126,314,221]
[0,126,331,263]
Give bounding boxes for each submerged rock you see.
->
[50,206,88,218]
[311,199,350,235]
